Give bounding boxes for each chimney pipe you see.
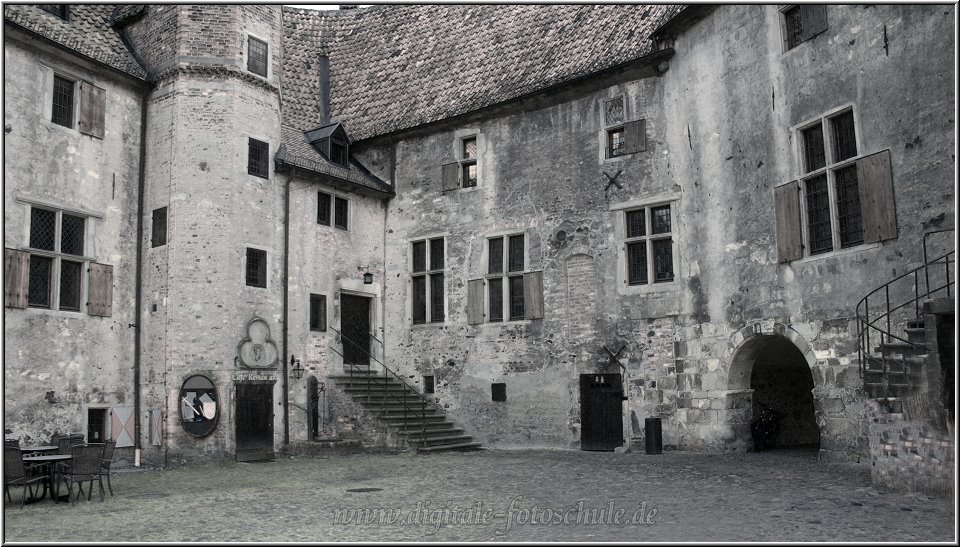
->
[318,54,331,126]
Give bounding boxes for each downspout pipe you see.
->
[282,174,293,446]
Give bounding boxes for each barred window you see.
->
[309,294,327,332]
[411,237,444,324]
[245,248,267,288]
[461,137,478,188]
[334,197,348,230]
[317,192,331,226]
[796,108,866,257]
[248,138,269,179]
[52,75,75,128]
[24,206,92,311]
[248,36,268,77]
[624,204,675,286]
[488,234,526,321]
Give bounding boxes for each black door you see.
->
[341,293,371,366]
[580,373,624,451]
[236,383,274,461]
[307,377,319,441]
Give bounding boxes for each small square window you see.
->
[334,197,348,230]
[462,137,477,160]
[248,138,269,179]
[317,192,331,226]
[651,206,671,235]
[152,207,168,247]
[605,97,624,127]
[423,375,435,395]
[626,209,646,238]
[310,293,327,332]
[248,36,268,77]
[246,248,267,288]
[802,123,826,173]
[87,408,107,443]
[491,383,507,402]
[607,127,625,158]
[52,75,75,128]
[330,140,348,167]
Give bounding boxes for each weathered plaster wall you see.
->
[363,4,955,458]
[3,30,143,453]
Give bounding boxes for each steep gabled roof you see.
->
[281,4,683,142]
[3,4,146,80]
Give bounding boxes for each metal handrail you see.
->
[856,241,955,397]
[328,326,431,447]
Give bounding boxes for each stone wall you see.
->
[3,28,144,456]
[358,4,955,457]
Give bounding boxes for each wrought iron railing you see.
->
[327,327,431,446]
[856,229,954,396]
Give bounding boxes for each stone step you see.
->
[367,404,435,413]
[904,327,927,344]
[379,414,447,423]
[417,441,483,453]
[408,434,475,447]
[329,375,404,383]
[340,384,413,393]
[394,422,460,433]
[401,427,465,439]
[878,341,927,355]
[348,394,427,403]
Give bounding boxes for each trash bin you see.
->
[644,417,662,455]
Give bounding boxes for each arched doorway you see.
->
[729,332,820,451]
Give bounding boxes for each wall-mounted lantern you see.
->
[290,355,304,379]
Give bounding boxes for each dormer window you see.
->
[305,123,351,168]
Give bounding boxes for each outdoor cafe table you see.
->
[22,454,72,503]
[20,445,58,455]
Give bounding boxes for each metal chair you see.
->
[62,443,106,503]
[99,440,117,497]
[3,446,46,508]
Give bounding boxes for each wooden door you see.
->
[580,373,624,451]
[341,294,371,366]
[235,383,274,461]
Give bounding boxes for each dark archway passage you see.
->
[749,336,819,449]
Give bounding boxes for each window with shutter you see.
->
[782,5,828,51]
[442,134,481,191]
[78,82,106,139]
[783,107,891,261]
[4,248,30,309]
[21,206,98,312]
[87,263,113,317]
[603,97,646,158]
[485,232,543,321]
[51,75,75,128]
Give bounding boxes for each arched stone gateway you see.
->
[721,323,821,453]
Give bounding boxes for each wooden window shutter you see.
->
[799,5,827,42]
[4,248,30,308]
[523,271,544,320]
[467,279,485,325]
[441,163,460,192]
[87,263,114,316]
[622,119,646,154]
[774,181,804,262]
[78,82,106,139]
[857,149,897,243]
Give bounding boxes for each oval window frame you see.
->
[178,374,220,438]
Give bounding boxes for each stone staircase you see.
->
[862,318,927,402]
[329,365,482,453]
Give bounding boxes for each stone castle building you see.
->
[3,4,955,496]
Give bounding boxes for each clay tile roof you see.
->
[3,4,146,80]
[281,4,683,142]
[277,124,393,197]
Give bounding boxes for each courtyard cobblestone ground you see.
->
[2,448,955,542]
